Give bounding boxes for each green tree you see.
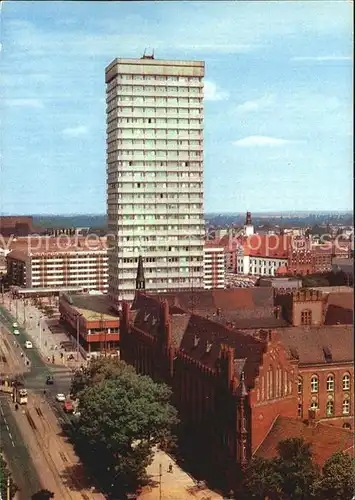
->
[72,359,178,496]
[314,452,355,500]
[0,452,17,499]
[274,438,320,500]
[70,357,132,397]
[241,438,320,500]
[241,456,283,499]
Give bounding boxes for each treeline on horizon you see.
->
[31,212,353,231]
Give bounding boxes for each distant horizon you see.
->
[0,210,353,217]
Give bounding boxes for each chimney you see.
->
[159,300,171,347]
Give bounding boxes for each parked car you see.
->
[46,375,54,385]
[56,393,66,402]
[13,329,20,335]
[24,340,33,349]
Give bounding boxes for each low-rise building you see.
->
[237,234,289,276]
[59,293,119,354]
[204,242,225,289]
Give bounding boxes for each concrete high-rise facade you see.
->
[105,56,205,307]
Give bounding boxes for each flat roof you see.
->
[62,294,119,321]
[13,286,84,295]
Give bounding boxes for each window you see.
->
[298,376,303,394]
[301,309,312,325]
[326,374,334,392]
[342,399,350,415]
[326,400,334,417]
[298,403,302,417]
[343,423,351,429]
[311,375,318,393]
[343,374,350,390]
[310,401,318,410]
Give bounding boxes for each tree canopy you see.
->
[240,438,354,500]
[71,358,178,497]
[0,452,17,499]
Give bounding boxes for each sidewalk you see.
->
[2,294,86,369]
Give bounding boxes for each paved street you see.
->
[0,395,41,499]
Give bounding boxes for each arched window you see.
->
[342,399,350,415]
[301,309,312,325]
[326,400,334,417]
[298,376,303,394]
[310,401,318,410]
[343,423,351,430]
[311,375,318,393]
[326,374,335,392]
[342,374,350,391]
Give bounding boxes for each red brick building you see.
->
[0,216,35,237]
[120,269,353,491]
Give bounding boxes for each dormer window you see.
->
[193,335,200,348]
[206,341,213,353]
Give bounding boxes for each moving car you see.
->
[24,340,33,349]
[12,322,18,329]
[13,329,20,335]
[56,393,66,402]
[63,400,74,413]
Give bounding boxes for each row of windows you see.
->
[109,139,202,146]
[307,399,351,415]
[113,96,202,104]
[111,75,202,83]
[108,84,201,93]
[108,107,202,117]
[107,130,201,140]
[108,174,202,183]
[299,374,351,393]
[108,118,202,127]
[108,160,200,168]
[113,256,203,264]
[107,151,202,160]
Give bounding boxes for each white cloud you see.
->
[236,94,276,113]
[204,81,229,102]
[62,125,89,137]
[233,136,299,147]
[4,98,44,108]
[291,55,352,62]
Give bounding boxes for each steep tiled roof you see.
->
[147,288,274,320]
[277,326,353,364]
[255,416,354,465]
[323,291,353,325]
[131,292,266,388]
[242,234,290,259]
[178,314,266,387]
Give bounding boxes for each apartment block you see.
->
[105,55,205,308]
[204,242,225,289]
[6,237,108,292]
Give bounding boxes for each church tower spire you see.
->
[136,255,145,290]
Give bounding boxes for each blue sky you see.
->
[0,1,353,215]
